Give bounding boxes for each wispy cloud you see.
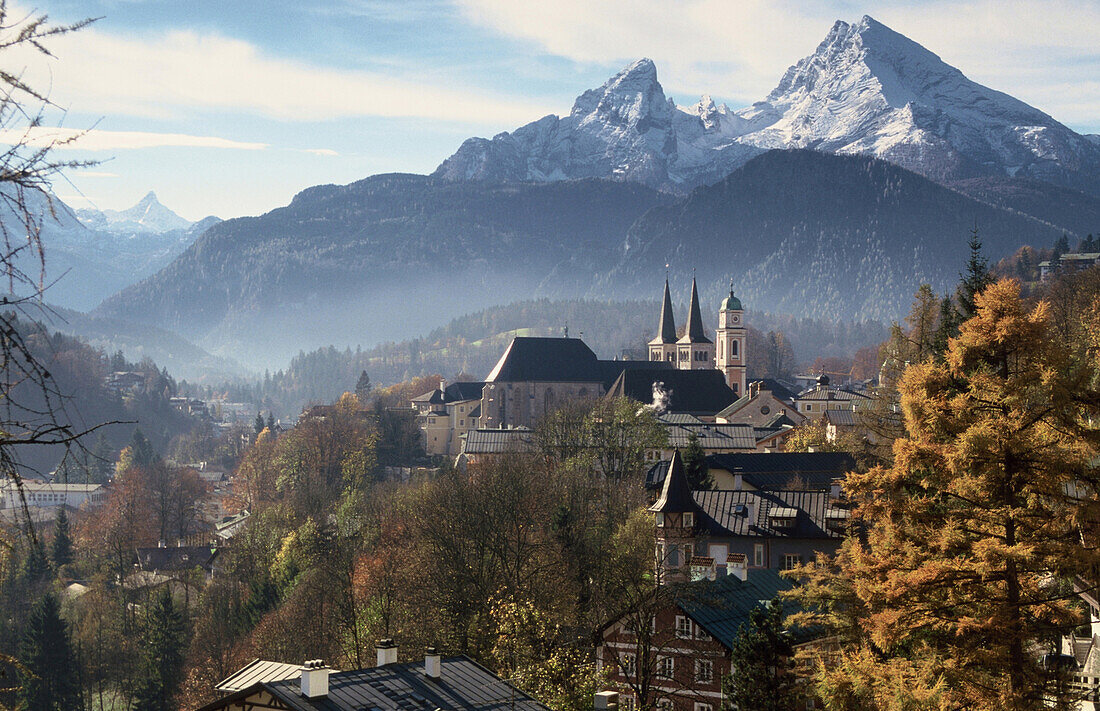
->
[0,127,269,151]
[24,22,552,125]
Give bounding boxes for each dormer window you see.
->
[768,507,797,529]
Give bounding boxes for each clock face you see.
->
[732,316,739,323]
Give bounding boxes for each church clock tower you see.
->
[716,283,747,396]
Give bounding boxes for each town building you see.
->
[598,567,795,711]
[1039,252,1100,280]
[646,451,856,493]
[792,375,871,420]
[0,481,106,511]
[200,646,549,711]
[414,276,749,450]
[716,380,804,427]
[651,451,846,584]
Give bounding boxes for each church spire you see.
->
[657,277,677,344]
[680,276,711,344]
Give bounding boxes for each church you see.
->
[413,277,749,454]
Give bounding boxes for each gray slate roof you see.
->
[607,368,735,416]
[485,337,669,386]
[462,428,534,454]
[136,546,218,573]
[693,489,844,539]
[822,409,858,426]
[678,278,712,345]
[663,421,757,450]
[653,278,678,344]
[707,451,856,490]
[201,656,548,711]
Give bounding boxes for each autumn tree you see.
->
[789,278,1100,710]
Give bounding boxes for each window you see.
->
[621,653,637,678]
[657,657,674,679]
[695,626,711,641]
[683,511,694,528]
[657,699,673,711]
[783,554,804,571]
[805,403,812,411]
[695,704,713,711]
[754,543,765,567]
[675,615,692,639]
[667,352,674,362]
[655,512,664,527]
[695,660,714,684]
[459,419,465,427]
[667,543,680,568]
[622,696,636,711]
[731,340,738,357]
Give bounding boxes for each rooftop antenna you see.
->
[563,323,569,338]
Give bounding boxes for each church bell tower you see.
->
[716,282,747,396]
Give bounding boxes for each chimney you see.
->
[594,691,619,711]
[733,473,743,490]
[300,659,329,699]
[376,639,398,667]
[728,553,747,581]
[424,647,441,679]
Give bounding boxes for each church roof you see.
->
[606,368,735,416]
[485,337,602,383]
[677,277,712,345]
[651,278,678,345]
[443,381,484,403]
[720,282,742,312]
[649,450,697,514]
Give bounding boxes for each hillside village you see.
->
[4,5,1100,711]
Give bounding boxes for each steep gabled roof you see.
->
[485,337,603,383]
[216,659,304,692]
[136,546,218,573]
[606,368,735,416]
[677,277,712,345]
[649,450,697,514]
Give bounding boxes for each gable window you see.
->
[657,656,674,679]
[695,660,714,684]
[783,554,804,571]
[675,615,692,639]
[754,543,765,567]
[683,511,694,528]
[695,625,711,641]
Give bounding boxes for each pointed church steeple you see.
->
[648,276,680,363]
[657,278,677,343]
[678,277,712,345]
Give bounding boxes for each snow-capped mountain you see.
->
[436,16,1100,196]
[10,192,220,310]
[77,191,194,234]
[433,58,759,191]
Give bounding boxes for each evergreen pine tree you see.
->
[128,428,158,467]
[1053,233,1070,259]
[51,508,73,568]
[722,601,799,711]
[681,435,713,490]
[266,412,275,431]
[957,227,993,320]
[253,412,265,436]
[133,589,187,711]
[17,593,80,711]
[355,370,372,404]
[20,542,51,583]
[931,294,960,357]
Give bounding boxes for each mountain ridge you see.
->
[436,16,1100,196]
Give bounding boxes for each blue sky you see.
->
[11,0,1100,220]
